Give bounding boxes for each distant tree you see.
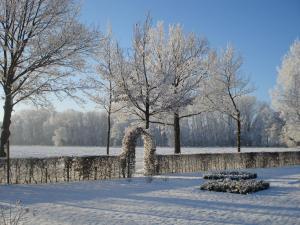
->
[272,40,300,147]
[254,103,284,146]
[52,127,68,146]
[10,109,53,145]
[0,0,100,156]
[110,116,129,146]
[237,97,283,147]
[9,109,109,146]
[49,110,108,146]
[239,96,259,146]
[207,45,254,152]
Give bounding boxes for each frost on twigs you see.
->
[120,127,157,178]
[203,171,257,180]
[271,40,300,147]
[200,179,270,194]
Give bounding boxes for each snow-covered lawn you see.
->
[0,166,300,225]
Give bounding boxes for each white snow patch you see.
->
[9,146,300,158]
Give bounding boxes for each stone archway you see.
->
[119,127,157,178]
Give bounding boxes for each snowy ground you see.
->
[9,146,300,174]
[9,146,300,158]
[0,166,300,225]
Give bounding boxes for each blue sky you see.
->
[11,0,300,116]
[80,0,300,102]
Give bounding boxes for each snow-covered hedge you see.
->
[200,179,270,194]
[203,171,257,180]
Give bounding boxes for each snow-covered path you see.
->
[1,166,300,225]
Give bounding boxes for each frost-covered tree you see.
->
[115,15,171,129]
[272,40,300,147]
[150,23,209,153]
[85,28,124,155]
[207,45,254,152]
[0,0,100,156]
[113,16,210,154]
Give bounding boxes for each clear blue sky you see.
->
[80,0,300,102]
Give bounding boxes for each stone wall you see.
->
[156,151,300,174]
[0,155,121,184]
[1,151,299,184]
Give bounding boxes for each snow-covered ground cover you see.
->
[0,166,300,225]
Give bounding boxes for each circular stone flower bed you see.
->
[200,179,270,194]
[203,171,257,180]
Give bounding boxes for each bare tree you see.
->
[85,28,124,155]
[207,45,254,152]
[0,0,100,156]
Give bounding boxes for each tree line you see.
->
[9,99,283,147]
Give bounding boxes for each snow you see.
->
[9,145,300,158]
[1,166,300,225]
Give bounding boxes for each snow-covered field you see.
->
[9,146,299,174]
[9,146,300,158]
[0,166,300,225]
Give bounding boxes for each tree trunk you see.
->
[145,101,150,129]
[237,112,241,153]
[145,115,149,129]
[6,139,10,184]
[0,92,13,157]
[106,112,111,155]
[174,112,181,154]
